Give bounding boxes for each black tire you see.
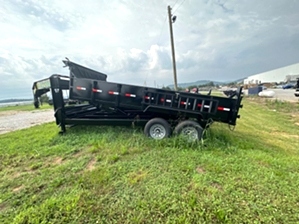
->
[144,118,171,140]
[34,100,39,109]
[174,120,203,141]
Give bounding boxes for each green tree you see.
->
[162,86,171,90]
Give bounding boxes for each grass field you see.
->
[0,98,299,223]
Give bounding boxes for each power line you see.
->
[173,0,181,8]
[156,14,168,45]
[173,0,187,14]
[155,0,184,46]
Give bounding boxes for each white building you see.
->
[244,62,299,85]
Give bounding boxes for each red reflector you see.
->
[125,93,136,97]
[217,107,230,111]
[160,98,164,102]
[76,86,86,90]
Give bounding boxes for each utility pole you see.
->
[167,5,178,91]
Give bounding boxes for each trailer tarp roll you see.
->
[63,59,107,81]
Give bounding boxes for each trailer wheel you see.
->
[144,118,171,140]
[174,120,203,141]
[34,100,39,109]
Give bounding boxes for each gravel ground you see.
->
[267,88,298,102]
[243,88,298,102]
[0,109,55,135]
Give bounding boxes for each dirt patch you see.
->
[72,145,95,158]
[127,170,148,184]
[211,182,223,191]
[53,157,63,165]
[291,114,299,126]
[10,169,35,180]
[196,166,205,174]
[0,202,8,212]
[256,160,270,167]
[73,149,85,158]
[271,131,299,139]
[12,172,22,179]
[86,158,96,171]
[43,156,65,167]
[24,168,37,174]
[12,185,24,192]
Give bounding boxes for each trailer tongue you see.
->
[34,59,243,141]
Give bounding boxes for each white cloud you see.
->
[0,0,299,99]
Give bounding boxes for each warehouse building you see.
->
[244,62,299,85]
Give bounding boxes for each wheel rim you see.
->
[181,126,199,141]
[149,124,166,140]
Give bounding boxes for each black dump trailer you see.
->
[295,78,299,97]
[34,59,244,140]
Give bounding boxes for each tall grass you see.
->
[0,98,299,223]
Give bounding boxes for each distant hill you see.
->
[167,78,246,89]
[167,80,226,89]
[230,77,247,84]
[0,98,33,103]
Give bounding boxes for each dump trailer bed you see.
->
[37,59,243,140]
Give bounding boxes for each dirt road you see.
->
[0,109,55,135]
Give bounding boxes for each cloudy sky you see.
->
[1,0,299,99]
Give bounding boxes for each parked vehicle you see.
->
[33,59,244,140]
[282,83,295,89]
[274,85,283,89]
[260,85,267,90]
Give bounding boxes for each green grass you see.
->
[0,104,52,112]
[0,98,299,223]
